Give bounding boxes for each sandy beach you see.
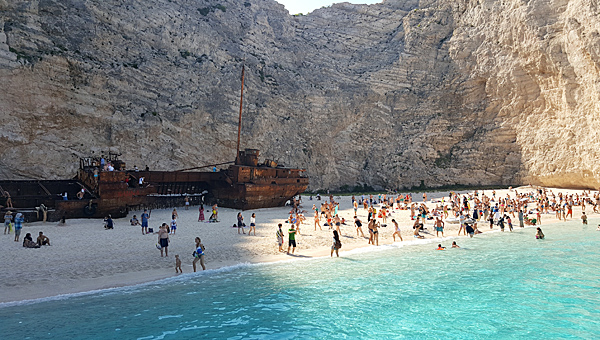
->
[0,186,595,304]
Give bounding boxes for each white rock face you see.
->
[0,0,598,190]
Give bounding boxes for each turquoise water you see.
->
[1,221,599,339]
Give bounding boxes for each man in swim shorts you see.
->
[287,225,297,255]
[434,217,445,237]
[141,209,150,235]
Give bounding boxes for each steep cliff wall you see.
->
[0,0,598,190]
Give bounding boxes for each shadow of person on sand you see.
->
[286,254,312,258]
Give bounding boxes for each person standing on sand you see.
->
[458,213,465,236]
[331,230,341,257]
[518,210,524,228]
[434,217,445,237]
[4,211,13,234]
[355,216,365,237]
[334,214,342,236]
[248,213,256,235]
[14,212,24,242]
[371,221,380,246]
[237,212,245,234]
[175,255,182,273]
[141,209,150,235]
[353,200,358,216]
[276,224,284,252]
[287,225,297,255]
[172,208,178,221]
[158,224,169,257]
[314,209,321,231]
[184,196,190,210]
[193,237,206,271]
[392,219,403,242]
[198,204,205,222]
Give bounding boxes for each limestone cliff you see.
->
[0,0,598,190]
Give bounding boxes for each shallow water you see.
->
[1,221,599,339]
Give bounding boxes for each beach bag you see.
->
[148,228,154,233]
[336,241,342,249]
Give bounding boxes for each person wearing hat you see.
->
[14,212,24,242]
[4,210,13,234]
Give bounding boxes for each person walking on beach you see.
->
[198,204,205,222]
[193,237,206,271]
[158,224,169,257]
[287,225,297,255]
[171,208,178,221]
[141,209,150,235]
[392,219,403,242]
[354,216,365,238]
[248,213,256,235]
[331,230,341,257]
[276,224,284,252]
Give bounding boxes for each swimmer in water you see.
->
[535,227,545,239]
[451,241,460,248]
[436,244,446,250]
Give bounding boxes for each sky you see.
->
[275,0,382,15]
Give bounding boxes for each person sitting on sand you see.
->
[535,227,545,239]
[130,215,140,226]
[104,215,114,229]
[23,233,40,248]
[413,225,424,239]
[57,215,67,226]
[37,231,50,246]
[451,241,460,248]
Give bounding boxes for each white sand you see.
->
[0,186,594,304]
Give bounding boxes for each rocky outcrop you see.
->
[0,0,598,190]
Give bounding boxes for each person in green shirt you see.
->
[287,225,297,255]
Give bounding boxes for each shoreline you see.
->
[0,186,594,305]
[0,222,549,308]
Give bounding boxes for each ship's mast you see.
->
[235,65,245,165]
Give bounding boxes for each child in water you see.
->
[436,244,446,250]
[535,227,545,239]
